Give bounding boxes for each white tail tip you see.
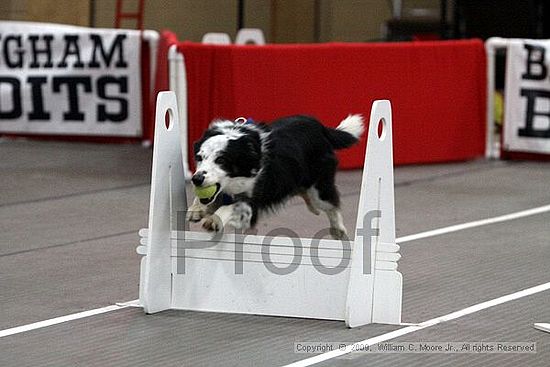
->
[337,114,364,139]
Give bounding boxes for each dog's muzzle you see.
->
[191,171,206,187]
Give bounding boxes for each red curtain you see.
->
[176,40,486,170]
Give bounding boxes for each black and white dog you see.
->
[186,114,364,239]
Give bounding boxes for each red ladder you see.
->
[115,0,145,30]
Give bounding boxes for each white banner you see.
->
[504,39,550,153]
[0,21,145,137]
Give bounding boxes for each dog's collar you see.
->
[200,192,234,206]
[221,193,234,205]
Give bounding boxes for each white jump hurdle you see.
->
[201,32,232,45]
[235,28,266,45]
[137,91,402,327]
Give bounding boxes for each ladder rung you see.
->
[115,0,145,30]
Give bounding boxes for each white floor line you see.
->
[534,323,550,333]
[396,204,550,243]
[115,299,142,308]
[0,302,136,338]
[2,204,550,340]
[283,282,550,367]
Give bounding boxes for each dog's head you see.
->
[192,120,265,203]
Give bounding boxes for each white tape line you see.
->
[115,299,142,307]
[283,282,550,367]
[534,323,550,333]
[397,204,550,243]
[0,302,134,338]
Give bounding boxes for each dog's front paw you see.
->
[187,199,208,222]
[202,216,223,232]
[186,209,204,222]
[228,202,252,229]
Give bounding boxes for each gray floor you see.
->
[1,140,549,366]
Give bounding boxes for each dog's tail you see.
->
[324,114,364,149]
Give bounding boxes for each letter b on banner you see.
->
[522,44,547,80]
[504,40,550,154]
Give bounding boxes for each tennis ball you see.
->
[194,184,217,200]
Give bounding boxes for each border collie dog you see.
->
[187,115,364,239]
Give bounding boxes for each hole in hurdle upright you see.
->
[137,91,402,327]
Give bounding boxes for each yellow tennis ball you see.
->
[494,91,504,126]
[194,185,217,200]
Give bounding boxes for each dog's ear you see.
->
[240,134,262,162]
[224,133,262,177]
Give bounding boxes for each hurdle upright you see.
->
[137,91,402,327]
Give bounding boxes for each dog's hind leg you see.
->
[326,209,348,240]
[306,186,348,240]
[307,156,348,240]
[300,191,321,215]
